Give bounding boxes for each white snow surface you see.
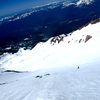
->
[0,21,100,100]
[77,0,93,5]
[0,21,100,71]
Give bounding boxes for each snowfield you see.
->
[0,64,100,100]
[0,20,100,100]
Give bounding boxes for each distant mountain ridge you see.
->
[0,0,92,23]
[0,0,99,55]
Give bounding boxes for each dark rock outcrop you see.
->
[85,35,92,43]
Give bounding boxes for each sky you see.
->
[0,0,61,17]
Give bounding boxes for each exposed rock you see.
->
[50,36,64,44]
[35,75,42,78]
[79,39,82,43]
[79,18,100,30]
[68,41,70,43]
[85,35,92,43]
[0,83,7,85]
[4,70,24,73]
[91,18,100,24]
[44,74,50,76]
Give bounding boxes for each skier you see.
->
[77,66,79,69]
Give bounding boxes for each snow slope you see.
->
[0,64,100,100]
[0,20,100,100]
[0,20,100,71]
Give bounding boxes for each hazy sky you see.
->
[0,0,61,16]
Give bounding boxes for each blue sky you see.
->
[0,0,61,16]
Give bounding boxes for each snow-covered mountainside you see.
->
[77,0,93,5]
[0,1,69,23]
[0,18,100,71]
[0,0,98,55]
[0,19,100,100]
[0,0,93,23]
